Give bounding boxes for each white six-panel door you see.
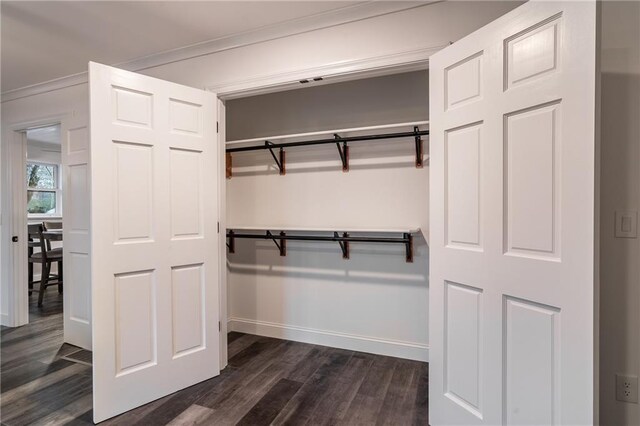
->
[62,111,92,350]
[429,2,597,425]
[89,62,220,423]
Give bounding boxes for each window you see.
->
[27,162,61,216]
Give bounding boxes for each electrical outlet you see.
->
[616,374,638,403]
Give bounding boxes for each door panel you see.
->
[63,113,92,349]
[89,62,220,423]
[444,281,483,417]
[429,2,597,425]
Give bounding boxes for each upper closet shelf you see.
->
[226,226,420,263]
[225,121,429,178]
[226,121,429,146]
[227,225,420,234]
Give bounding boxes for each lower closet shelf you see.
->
[226,227,419,262]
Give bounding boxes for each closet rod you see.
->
[225,127,428,177]
[227,230,414,262]
[226,121,430,146]
[226,129,429,153]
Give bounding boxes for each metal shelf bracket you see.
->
[404,232,413,263]
[334,232,350,259]
[227,230,235,253]
[334,134,349,172]
[266,230,287,256]
[266,141,286,175]
[414,126,423,168]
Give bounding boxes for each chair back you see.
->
[27,224,40,251]
[42,221,62,250]
[43,221,62,230]
[27,224,48,261]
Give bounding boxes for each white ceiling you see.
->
[1,1,368,93]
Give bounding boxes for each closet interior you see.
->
[223,69,431,361]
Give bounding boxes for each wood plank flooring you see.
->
[1,291,429,425]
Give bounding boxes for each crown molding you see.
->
[2,1,437,103]
[1,72,90,103]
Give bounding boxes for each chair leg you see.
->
[58,261,63,294]
[28,262,33,296]
[38,262,50,307]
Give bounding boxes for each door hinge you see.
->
[217,121,219,133]
[217,222,220,233]
[218,321,221,332]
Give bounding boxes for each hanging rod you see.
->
[226,229,415,262]
[226,121,430,146]
[225,127,428,178]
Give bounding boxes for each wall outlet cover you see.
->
[616,374,638,403]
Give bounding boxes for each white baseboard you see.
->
[1,312,10,327]
[228,317,429,362]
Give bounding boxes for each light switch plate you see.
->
[615,210,637,238]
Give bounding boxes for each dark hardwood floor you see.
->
[1,291,429,425]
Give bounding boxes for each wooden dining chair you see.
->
[43,221,63,251]
[42,221,63,285]
[27,224,63,307]
[27,229,40,296]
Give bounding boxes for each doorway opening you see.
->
[26,124,64,309]
[213,67,431,424]
[20,123,90,357]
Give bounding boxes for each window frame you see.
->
[26,160,63,218]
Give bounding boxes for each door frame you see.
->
[3,112,71,327]
[206,45,440,368]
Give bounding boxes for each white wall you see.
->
[599,2,640,425]
[1,1,520,340]
[1,84,87,324]
[226,71,429,140]
[140,1,520,89]
[226,71,430,360]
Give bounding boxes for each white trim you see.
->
[2,113,71,327]
[1,72,89,104]
[7,131,28,327]
[28,216,62,222]
[228,317,429,362]
[227,120,429,146]
[213,43,433,363]
[1,2,437,103]
[210,45,442,99]
[217,98,229,371]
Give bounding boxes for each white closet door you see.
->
[62,111,92,349]
[429,2,597,425]
[89,62,220,423]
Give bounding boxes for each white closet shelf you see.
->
[224,121,429,178]
[226,225,420,234]
[226,226,419,262]
[226,121,429,146]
